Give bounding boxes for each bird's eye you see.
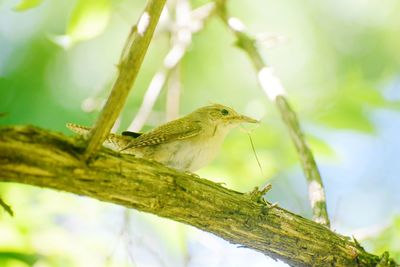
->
[221,109,229,116]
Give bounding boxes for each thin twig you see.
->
[215,0,330,227]
[83,0,167,160]
[276,96,330,227]
[240,125,264,178]
[165,0,185,121]
[128,71,168,132]
[0,197,14,216]
[127,2,215,131]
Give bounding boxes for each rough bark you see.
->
[0,125,396,267]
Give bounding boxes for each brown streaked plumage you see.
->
[67,104,258,171]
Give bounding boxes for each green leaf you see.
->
[317,99,375,132]
[53,0,111,48]
[315,70,381,133]
[344,70,387,107]
[363,216,400,262]
[13,0,43,11]
[0,252,40,266]
[307,135,335,157]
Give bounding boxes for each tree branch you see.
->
[127,2,215,131]
[84,0,167,160]
[215,0,330,227]
[0,125,396,267]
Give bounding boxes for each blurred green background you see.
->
[1,0,400,266]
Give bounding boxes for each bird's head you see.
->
[190,104,259,129]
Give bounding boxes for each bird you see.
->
[67,104,258,172]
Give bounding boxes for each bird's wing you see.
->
[123,118,202,149]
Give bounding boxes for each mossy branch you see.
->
[0,125,397,267]
[84,0,167,160]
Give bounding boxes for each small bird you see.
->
[67,104,258,172]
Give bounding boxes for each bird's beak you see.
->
[234,115,259,124]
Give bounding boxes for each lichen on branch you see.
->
[214,0,330,228]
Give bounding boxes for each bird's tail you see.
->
[66,123,92,137]
[66,122,134,153]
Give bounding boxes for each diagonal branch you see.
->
[0,125,396,267]
[84,0,167,160]
[0,197,14,216]
[127,2,215,131]
[215,0,330,227]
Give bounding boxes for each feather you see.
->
[122,117,202,149]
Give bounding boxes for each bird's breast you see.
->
[136,132,227,172]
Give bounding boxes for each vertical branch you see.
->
[215,0,330,227]
[166,64,181,121]
[84,0,167,160]
[128,71,167,131]
[127,2,215,131]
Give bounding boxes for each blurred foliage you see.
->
[1,0,400,266]
[363,216,400,262]
[13,0,43,11]
[0,251,40,266]
[57,0,111,48]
